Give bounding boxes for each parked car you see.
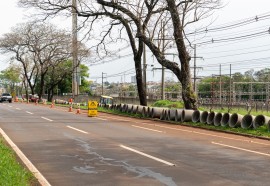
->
[0,93,12,103]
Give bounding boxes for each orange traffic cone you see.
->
[68,105,73,112]
[35,100,38,105]
[76,106,81,114]
[50,103,54,108]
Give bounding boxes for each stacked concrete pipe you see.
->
[253,115,270,129]
[131,105,139,114]
[136,105,146,115]
[181,110,194,122]
[213,112,223,126]
[200,111,208,124]
[207,112,216,125]
[151,107,165,119]
[145,107,153,118]
[241,114,255,129]
[125,104,133,113]
[192,110,202,123]
[167,109,177,121]
[175,109,183,122]
[229,113,243,128]
[160,109,168,120]
[221,113,231,127]
[142,107,149,117]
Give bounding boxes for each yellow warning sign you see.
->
[88,101,98,117]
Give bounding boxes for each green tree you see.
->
[0,65,21,94]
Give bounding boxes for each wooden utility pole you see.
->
[72,0,79,97]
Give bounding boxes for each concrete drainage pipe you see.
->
[214,112,223,126]
[221,113,231,127]
[136,105,146,115]
[181,110,194,122]
[200,111,208,124]
[167,109,177,121]
[241,114,255,129]
[175,109,183,122]
[131,105,139,114]
[160,109,168,120]
[141,107,150,117]
[229,113,243,128]
[125,104,133,113]
[253,115,270,129]
[192,110,202,123]
[151,107,165,119]
[207,112,216,125]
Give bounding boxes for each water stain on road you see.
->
[62,134,177,186]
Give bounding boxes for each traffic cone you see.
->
[76,105,81,114]
[35,100,38,105]
[50,103,54,108]
[68,105,73,112]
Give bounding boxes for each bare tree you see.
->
[19,0,222,109]
[0,22,88,101]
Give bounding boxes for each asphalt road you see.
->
[1,102,270,186]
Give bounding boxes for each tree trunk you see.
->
[38,73,45,101]
[134,57,147,106]
[166,0,197,110]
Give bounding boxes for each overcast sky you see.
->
[1,0,270,84]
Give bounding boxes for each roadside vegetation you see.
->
[0,137,37,186]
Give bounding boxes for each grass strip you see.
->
[0,137,37,186]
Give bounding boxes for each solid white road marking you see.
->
[0,128,51,186]
[16,108,21,110]
[67,126,88,134]
[154,124,270,146]
[26,111,33,115]
[120,145,175,166]
[132,125,163,133]
[212,142,270,157]
[8,105,12,108]
[95,117,108,121]
[41,117,53,122]
[101,116,133,122]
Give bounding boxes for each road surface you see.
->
[1,102,270,186]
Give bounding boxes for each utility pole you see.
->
[191,44,203,95]
[101,72,105,95]
[229,64,232,108]
[161,21,165,100]
[72,0,79,98]
[219,64,222,108]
